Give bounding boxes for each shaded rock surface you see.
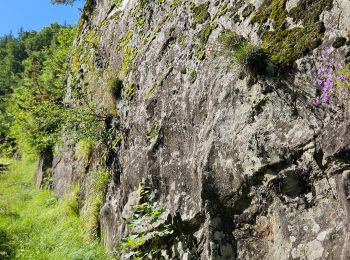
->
[37,0,350,259]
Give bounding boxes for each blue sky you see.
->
[0,0,84,36]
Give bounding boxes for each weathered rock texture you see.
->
[41,0,350,258]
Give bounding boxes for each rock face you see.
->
[43,0,350,258]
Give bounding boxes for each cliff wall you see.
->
[42,0,350,258]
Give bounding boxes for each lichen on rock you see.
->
[44,0,350,259]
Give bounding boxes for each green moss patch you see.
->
[261,22,324,65]
[190,69,197,83]
[198,22,218,45]
[197,50,206,60]
[242,4,255,17]
[190,2,211,25]
[251,0,332,66]
[146,84,157,98]
[332,37,347,48]
[124,83,135,100]
[288,0,332,24]
[218,29,244,50]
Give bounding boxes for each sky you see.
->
[0,0,84,36]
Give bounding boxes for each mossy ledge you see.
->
[251,0,332,66]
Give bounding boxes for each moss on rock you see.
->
[261,22,324,65]
[190,69,197,83]
[288,0,332,24]
[242,4,255,18]
[190,2,211,25]
[198,22,218,45]
[332,37,347,48]
[251,0,332,66]
[197,50,206,60]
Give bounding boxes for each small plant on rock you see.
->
[218,29,267,75]
[314,47,350,106]
[118,184,173,259]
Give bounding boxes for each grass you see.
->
[0,157,110,259]
[81,169,110,241]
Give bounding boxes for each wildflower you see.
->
[317,68,325,76]
[336,75,347,82]
[314,97,321,105]
[322,93,330,103]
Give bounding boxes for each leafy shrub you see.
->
[118,184,173,259]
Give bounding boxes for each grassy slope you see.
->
[0,157,109,259]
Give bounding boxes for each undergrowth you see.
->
[0,157,109,259]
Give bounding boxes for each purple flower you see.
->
[322,94,330,103]
[314,97,321,105]
[336,75,348,82]
[317,68,325,76]
[325,47,333,54]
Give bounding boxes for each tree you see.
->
[50,0,77,5]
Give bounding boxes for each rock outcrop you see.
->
[39,0,350,258]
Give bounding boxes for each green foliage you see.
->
[218,3,228,17]
[124,83,136,100]
[233,42,257,63]
[0,23,110,158]
[75,139,94,163]
[112,0,123,8]
[112,133,124,149]
[118,185,173,259]
[178,35,186,45]
[0,24,75,155]
[50,0,77,4]
[81,169,111,240]
[218,29,243,50]
[0,158,108,259]
[218,29,267,74]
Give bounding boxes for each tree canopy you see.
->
[50,0,77,5]
[0,24,76,155]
